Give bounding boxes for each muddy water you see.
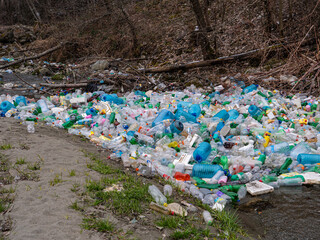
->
[238,185,320,240]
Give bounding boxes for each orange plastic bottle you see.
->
[174,172,190,181]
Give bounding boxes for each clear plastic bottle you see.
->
[163,184,173,196]
[148,185,167,205]
[26,121,35,133]
[202,210,213,225]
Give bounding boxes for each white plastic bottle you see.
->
[148,185,167,205]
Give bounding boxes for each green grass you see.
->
[171,226,211,240]
[49,173,63,186]
[87,175,151,216]
[0,201,6,213]
[70,201,84,212]
[69,169,76,177]
[0,143,12,150]
[27,161,41,171]
[0,153,10,172]
[16,158,26,165]
[156,216,184,229]
[0,187,15,194]
[82,217,115,233]
[71,183,80,192]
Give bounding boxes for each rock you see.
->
[91,60,109,71]
[39,68,52,76]
[238,197,273,212]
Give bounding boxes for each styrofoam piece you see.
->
[301,172,320,184]
[246,180,274,196]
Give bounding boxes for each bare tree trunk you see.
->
[202,0,212,31]
[263,0,273,35]
[190,0,215,60]
[278,0,284,36]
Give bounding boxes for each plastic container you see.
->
[163,184,173,196]
[290,142,311,159]
[265,142,290,155]
[101,94,124,105]
[148,185,167,205]
[0,101,14,113]
[15,96,27,106]
[228,109,239,120]
[278,178,302,186]
[170,120,184,134]
[174,172,190,181]
[188,104,201,118]
[242,84,258,94]
[193,142,212,162]
[297,154,320,165]
[246,181,274,196]
[175,109,197,123]
[212,110,229,122]
[248,105,262,117]
[202,210,213,225]
[152,109,175,127]
[192,164,223,178]
[37,99,49,113]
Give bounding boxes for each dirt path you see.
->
[0,118,102,240]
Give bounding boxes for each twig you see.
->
[0,43,64,69]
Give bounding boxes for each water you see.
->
[238,185,320,239]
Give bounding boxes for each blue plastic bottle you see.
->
[134,90,147,97]
[152,109,175,127]
[0,101,14,113]
[209,92,220,98]
[101,94,124,105]
[15,96,27,106]
[192,164,223,178]
[170,120,184,134]
[188,104,201,118]
[86,108,98,116]
[248,105,262,117]
[228,109,239,121]
[193,142,212,162]
[212,110,229,122]
[175,109,197,123]
[242,84,258,94]
[177,101,192,110]
[297,154,320,165]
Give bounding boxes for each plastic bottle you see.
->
[101,94,124,105]
[189,185,204,200]
[277,178,303,186]
[175,109,197,123]
[265,142,290,155]
[297,154,320,165]
[188,104,201,118]
[26,121,35,133]
[279,158,292,171]
[0,101,14,113]
[242,84,258,94]
[174,172,190,181]
[163,184,173,196]
[237,186,247,200]
[212,110,229,122]
[248,105,262,117]
[193,142,211,162]
[192,164,223,178]
[202,210,213,225]
[290,142,311,159]
[170,120,184,134]
[15,96,27,106]
[152,109,175,127]
[228,109,239,121]
[148,185,167,205]
[37,99,49,113]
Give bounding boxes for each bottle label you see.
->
[271,145,275,153]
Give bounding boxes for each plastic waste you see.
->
[148,185,167,205]
[163,184,173,196]
[202,210,213,225]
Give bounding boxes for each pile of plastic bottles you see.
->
[1,79,320,211]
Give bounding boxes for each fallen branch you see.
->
[40,83,88,88]
[141,39,316,73]
[0,43,64,69]
[13,73,51,95]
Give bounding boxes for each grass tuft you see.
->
[16,157,26,165]
[156,216,184,229]
[69,169,76,177]
[82,217,114,232]
[0,143,12,150]
[49,173,63,186]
